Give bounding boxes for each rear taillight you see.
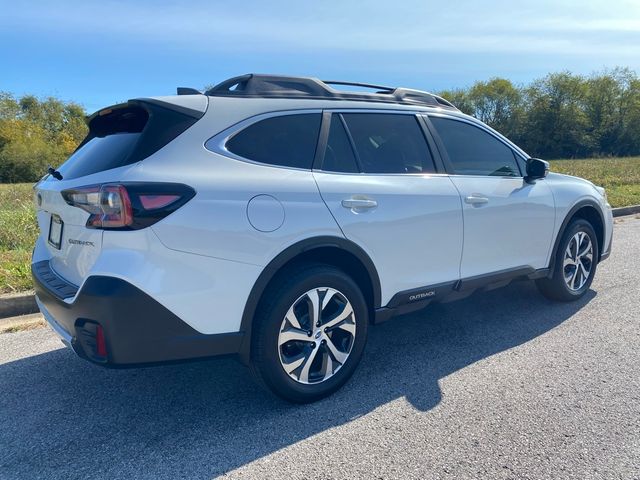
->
[61,182,195,230]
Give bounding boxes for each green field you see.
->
[0,183,38,293]
[549,157,640,208]
[0,156,639,294]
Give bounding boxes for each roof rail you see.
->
[204,74,458,110]
[322,80,395,93]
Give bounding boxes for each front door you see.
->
[426,114,555,279]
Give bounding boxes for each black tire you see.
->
[536,218,599,302]
[250,263,368,403]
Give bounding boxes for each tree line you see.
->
[1,68,640,183]
[438,68,640,159]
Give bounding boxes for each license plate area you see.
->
[48,214,63,250]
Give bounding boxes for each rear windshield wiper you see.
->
[47,166,63,180]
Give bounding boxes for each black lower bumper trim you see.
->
[32,262,244,366]
[32,260,79,300]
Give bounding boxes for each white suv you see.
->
[32,74,613,402]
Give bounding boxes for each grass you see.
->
[0,315,46,334]
[549,157,640,208]
[0,157,638,294]
[0,183,38,293]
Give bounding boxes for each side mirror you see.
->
[525,158,549,182]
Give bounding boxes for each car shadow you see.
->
[0,281,595,479]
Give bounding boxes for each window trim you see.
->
[337,113,364,172]
[423,113,526,178]
[205,109,323,171]
[314,109,443,176]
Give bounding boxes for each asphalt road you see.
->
[1,218,639,480]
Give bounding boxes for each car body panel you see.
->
[33,225,262,334]
[449,175,556,278]
[33,163,139,286]
[544,172,613,257]
[314,171,463,305]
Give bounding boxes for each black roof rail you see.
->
[204,74,458,110]
[322,80,395,93]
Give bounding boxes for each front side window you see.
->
[226,113,321,169]
[429,116,521,177]
[340,113,436,174]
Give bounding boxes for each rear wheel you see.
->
[536,219,598,301]
[250,264,368,403]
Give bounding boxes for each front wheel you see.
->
[536,218,599,302]
[250,264,368,403]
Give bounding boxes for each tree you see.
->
[0,94,88,183]
[585,67,640,156]
[525,73,592,158]
[467,78,523,139]
[437,88,474,115]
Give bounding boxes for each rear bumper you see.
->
[32,260,244,367]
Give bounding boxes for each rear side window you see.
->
[341,113,435,174]
[322,114,359,173]
[430,117,521,177]
[226,114,321,169]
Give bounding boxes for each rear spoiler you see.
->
[86,97,206,126]
[78,99,206,163]
[177,87,202,95]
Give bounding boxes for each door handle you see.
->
[464,195,489,206]
[341,198,378,210]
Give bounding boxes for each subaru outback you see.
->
[32,74,613,403]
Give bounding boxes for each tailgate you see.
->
[35,182,103,287]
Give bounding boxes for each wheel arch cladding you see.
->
[237,236,381,364]
[571,206,604,258]
[551,200,605,273]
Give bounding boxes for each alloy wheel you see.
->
[277,287,356,384]
[563,231,594,291]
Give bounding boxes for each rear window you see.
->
[55,102,201,180]
[226,114,321,169]
[57,105,148,180]
[57,133,142,180]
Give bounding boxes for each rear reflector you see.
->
[95,324,107,357]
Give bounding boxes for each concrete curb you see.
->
[612,205,640,217]
[0,291,38,319]
[0,206,638,319]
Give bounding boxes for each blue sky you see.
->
[2,0,640,112]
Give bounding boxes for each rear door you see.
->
[313,111,463,306]
[425,114,555,279]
